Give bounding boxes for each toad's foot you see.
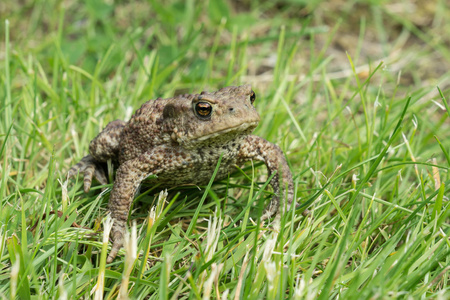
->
[261,196,279,221]
[106,221,126,264]
[68,155,108,192]
[260,196,295,221]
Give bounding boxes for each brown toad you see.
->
[68,85,294,263]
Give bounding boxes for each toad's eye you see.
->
[195,102,213,119]
[250,90,256,105]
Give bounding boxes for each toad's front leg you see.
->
[106,146,186,263]
[237,135,294,220]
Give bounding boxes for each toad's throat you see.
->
[192,121,259,142]
[174,121,259,148]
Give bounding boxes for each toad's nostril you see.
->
[229,107,234,112]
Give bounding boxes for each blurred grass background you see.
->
[1,0,449,298]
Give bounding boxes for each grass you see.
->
[1,0,450,299]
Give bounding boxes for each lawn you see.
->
[1,0,449,299]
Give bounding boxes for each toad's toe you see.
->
[67,155,108,192]
[106,223,126,263]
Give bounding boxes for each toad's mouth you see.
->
[191,121,259,142]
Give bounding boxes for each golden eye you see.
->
[195,102,212,118]
[250,90,256,104]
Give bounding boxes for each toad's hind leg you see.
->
[68,155,108,192]
[89,119,126,162]
[68,120,126,192]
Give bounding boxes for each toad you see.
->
[68,85,294,263]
